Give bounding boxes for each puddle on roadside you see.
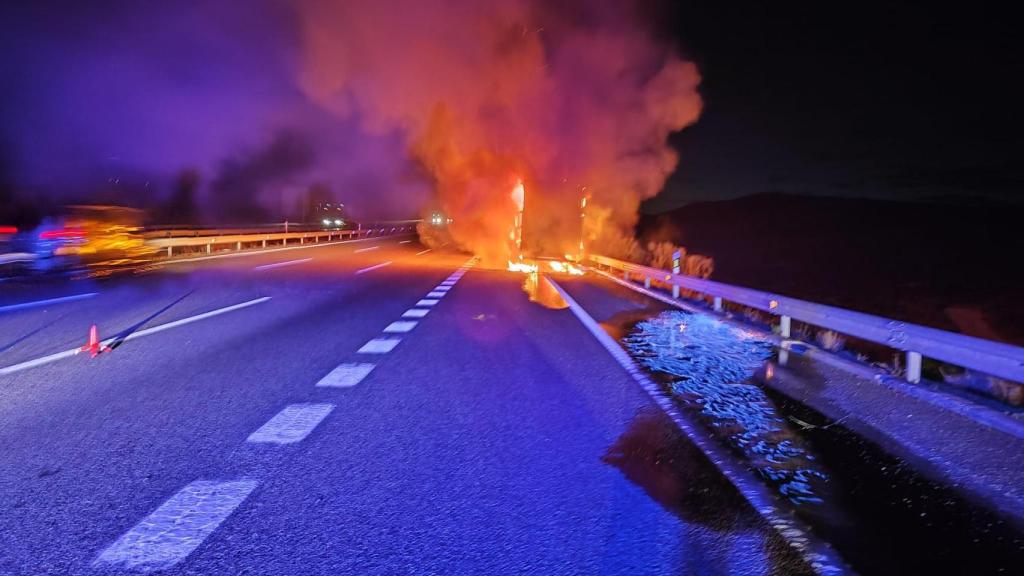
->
[617,308,1024,575]
[603,407,814,575]
[623,310,831,508]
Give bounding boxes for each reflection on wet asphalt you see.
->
[616,306,1024,575]
[604,407,813,576]
[623,311,830,506]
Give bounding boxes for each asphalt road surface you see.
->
[0,237,811,575]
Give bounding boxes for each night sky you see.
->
[648,1,1024,210]
[2,1,1021,219]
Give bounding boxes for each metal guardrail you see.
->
[142,219,423,239]
[147,226,414,258]
[590,254,1024,385]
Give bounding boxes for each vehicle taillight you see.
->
[39,229,84,240]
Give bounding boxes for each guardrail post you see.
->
[206,242,212,254]
[236,241,241,251]
[713,296,723,312]
[166,246,172,258]
[262,238,267,248]
[671,251,680,298]
[644,277,651,289]
[623,270,629,281]
[780,315,791,338]
[906,351,922,384]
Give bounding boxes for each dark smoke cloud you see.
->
[1,0,700,241]
[296,0,702,263]
[0,1,427,222]
[210,130,314,223]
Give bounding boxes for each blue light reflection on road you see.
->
[623,311,828,505]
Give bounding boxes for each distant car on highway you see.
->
[321,217,345,230]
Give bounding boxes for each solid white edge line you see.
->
[0,292,99,314]
[0,297,271,376]
[546,276,851,576]
[123,297,271,341]
[253,257,312,271]
[355,261,392,275]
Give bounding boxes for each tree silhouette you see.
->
[161,169,200,224]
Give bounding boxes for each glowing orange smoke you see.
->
[296,1,703,265]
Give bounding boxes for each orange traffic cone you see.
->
[79,324,111,358]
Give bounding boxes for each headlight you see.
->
[322,219,331,225]
[334,219,342,226]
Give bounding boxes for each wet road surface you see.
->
[1,239,810,575]
[558,274,1024,575]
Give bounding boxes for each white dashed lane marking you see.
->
[426,291,447,298]
[94,479,258,572]
[399,240,411,244]
[354,246,380,253]
[247,404,335,444]
[402,308,430,318]
[253,257,312,271]
[416,249,432,256]
[433,285,451,291]
[357,338,402,354]
[316,363,377,387]
[416,299,440,307]
[355,261,392,275]
[383,321,417,333]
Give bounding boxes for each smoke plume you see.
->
[296,0,702,265]
[2,1,699,241]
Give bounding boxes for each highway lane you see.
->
[175,266,808,575]
[1,245,811,575]
[0,234,420,369]
[0,236,456,573]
